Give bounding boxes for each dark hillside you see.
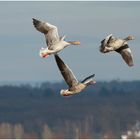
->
[0,80,140,138]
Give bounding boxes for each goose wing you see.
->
[101,34,113,47]
[81,74,95,84]
[54,54,79,88]
[116,44,134,67]
[32,18,59,49]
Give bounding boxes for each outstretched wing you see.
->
[54,54,79,88]
[81,74,95,84]
[32,18,59,48]
[116,44,134,67]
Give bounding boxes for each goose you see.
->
[32,18,80,58]
[54,54,96,96]
[100,34,135,67]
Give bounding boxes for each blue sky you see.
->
[0,1,140,83]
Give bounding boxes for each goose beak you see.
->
[41,53,49,58]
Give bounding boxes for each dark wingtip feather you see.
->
[32,18,40,27]
[129,64,134,67]
[88,74,95,78]
[128,61,134,67]
[81,74,95,83]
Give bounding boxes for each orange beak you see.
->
[42,53,49,58]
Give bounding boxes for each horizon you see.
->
[0,79,139,86]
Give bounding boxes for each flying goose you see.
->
[32,18,80,58]
[99,34,135,67]
[54,54,96,96]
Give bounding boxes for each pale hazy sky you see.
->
[0,1,140,83]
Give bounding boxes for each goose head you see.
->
[60,89,73,96]
[39,47,50,58]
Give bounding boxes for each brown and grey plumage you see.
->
[32,18,80,58]
[100,34,135,67]
[54,54,96,96]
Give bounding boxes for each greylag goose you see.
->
[32,18,80,58]
[54,54,96,96]
[100,34,135,67]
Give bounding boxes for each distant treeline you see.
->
[0,80,140,138]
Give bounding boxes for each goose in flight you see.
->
[54,54,96,96]
[32,18,80,58]
[99,34,135,67]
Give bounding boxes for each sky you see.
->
[0,1,140,83]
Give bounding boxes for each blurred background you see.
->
[0,1,140,138]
